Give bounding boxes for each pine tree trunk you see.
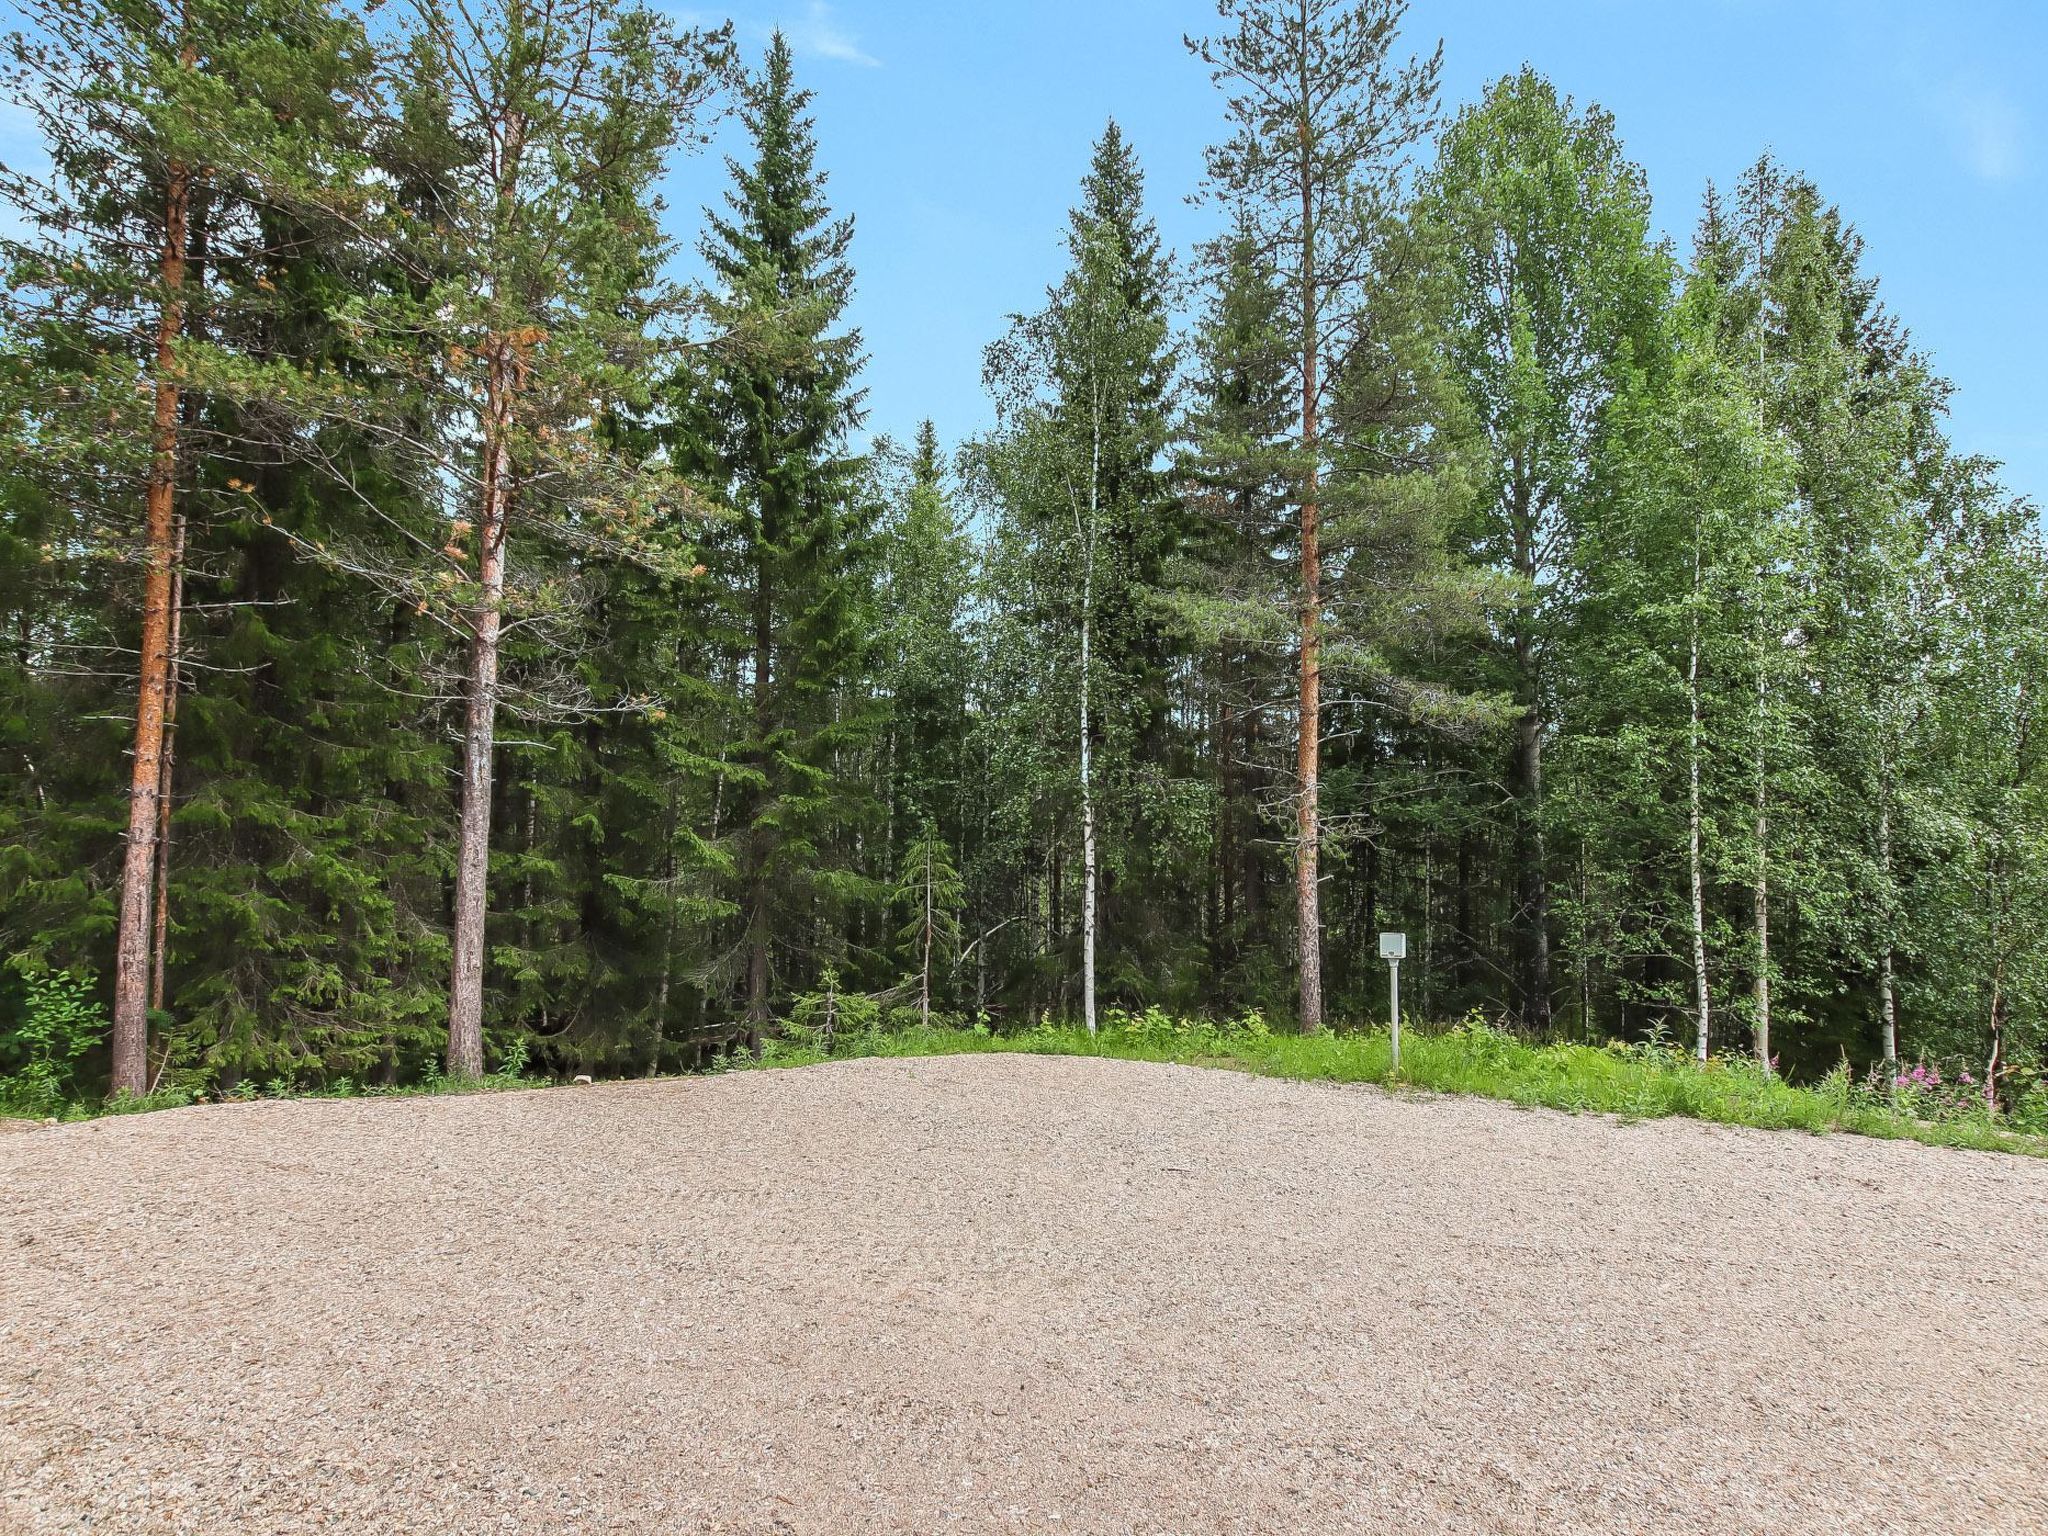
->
[149,513,188,1018]
[446,354,513,1080]
[110,131,194,1099]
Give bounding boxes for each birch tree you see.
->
[1413,69,1666,1033]
[976,127,1170,1034]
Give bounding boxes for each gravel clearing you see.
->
[3,1053,2046,1535]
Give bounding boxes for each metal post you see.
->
[1390,959,1401,1075]
[1378,932,1407,1078]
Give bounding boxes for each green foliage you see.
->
[1100,1003,1271,1049]
[718,1015,2047,1158]
[0,2,2038,1119]
[783,968,882,1055]
[671,33,881,1032]
[0,961,106,1113]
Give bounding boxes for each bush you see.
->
[0,962,106,1115]
[1100,1004,1271,1049]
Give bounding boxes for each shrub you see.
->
[0,961,106,1115]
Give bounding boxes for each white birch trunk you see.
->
[1688,531,1711,1061]
[1753,664,1771,1072]
[1077,412,1100,1040]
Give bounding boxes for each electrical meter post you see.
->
[1378,932,1407,1073]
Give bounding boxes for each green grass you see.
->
[11,1014,2044,1158]
[736,1016,2048,1158]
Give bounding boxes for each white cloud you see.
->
[784,1,878,68]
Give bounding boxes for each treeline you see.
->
[1,0,2041,1106]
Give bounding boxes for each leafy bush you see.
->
[0,962,106,1115]
[1098,1004,1272,1049]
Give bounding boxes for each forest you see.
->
[0,0,2042,1115]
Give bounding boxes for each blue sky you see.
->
[675,0,2044,502]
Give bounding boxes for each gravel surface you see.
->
[3,1054,2045,1534]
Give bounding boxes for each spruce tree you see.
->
[879,422,973,858]
[675,33,876,1048]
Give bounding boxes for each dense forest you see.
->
[1,0,2042,1110]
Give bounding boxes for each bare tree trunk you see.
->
[110,119,194,1099]
[1078,426,1099,1039]
[1509,472,1551,1035]
[1688,554,1711,1061]
[149,513,188,1017]
[447,98,530,1081]
[446,378,511,1079]
[1295,176,1324,1035]
[1877,790,1898,1065]
[1752,670,1772,1071]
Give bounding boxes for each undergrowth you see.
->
[9,997,2045,1159]
[727,1009,2048,1158]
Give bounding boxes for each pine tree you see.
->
[323,0,729,1077]
[0,0,376,1095]
[1188,0,1443,1031]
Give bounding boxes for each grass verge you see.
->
[735,1017,2048,1159]
[9,1015,2043,1158]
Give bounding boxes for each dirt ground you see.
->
[2,1054,2044,1535]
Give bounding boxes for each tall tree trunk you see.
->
[448,103,529,1080]
[110,120,195,1099]
[1295,170,1324,1035]
[1877,786,1898,1065]
[149,513,188,1017]
[446,364,512,1079]
[1077,421,1100,1038]
[1752,669,1772,1071]
[1510,473,1551,1034]
[1688,551,1711,1061]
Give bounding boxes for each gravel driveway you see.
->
[2,1054,2044,1534]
